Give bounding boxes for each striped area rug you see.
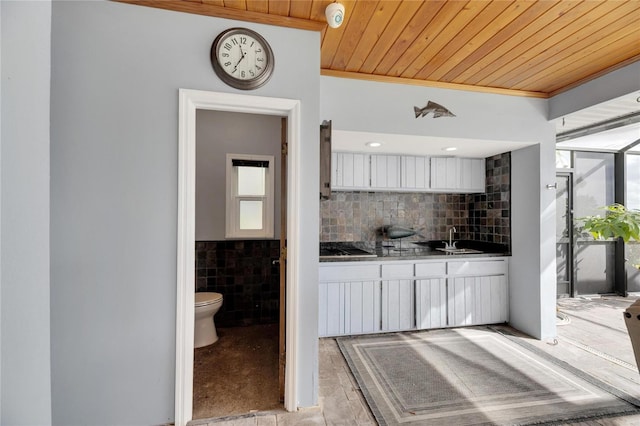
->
[337,327,640,425]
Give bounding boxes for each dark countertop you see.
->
[320,240,510,262]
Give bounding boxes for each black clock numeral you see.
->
[231,38,238,46]
[257,57,264,62]
[249,70,255,77]
[223,42,232,51]
[256,65,263,71]
[256,48,262,53]
[240,36,247,45]
[250,41,255,47]
[241,71,246,78]
[224,61,231,67]
[221,53,229,58]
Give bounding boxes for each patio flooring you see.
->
[192,295,640,425]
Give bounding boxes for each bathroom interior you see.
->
[193,109,284,419]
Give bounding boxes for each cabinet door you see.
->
[370,155,401,189]
[401,155,430,190]
[459,158,485,192]
[318,281,344,337]
[344,281,381,335]
[381,279,414,331]
[319,280,382,337]
[430,157,459,189]
[332,152,369,189]
[415,278,447,329]
[448,275,507,327]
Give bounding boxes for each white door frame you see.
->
[176,89,300,426]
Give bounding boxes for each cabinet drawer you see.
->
[448,260,507,276]
[381,263,414,278]
[320,264,380,281]
[415,262,446,277]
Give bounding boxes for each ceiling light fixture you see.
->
[443,147,457,152]
[366,141,382,148]
[325,2,345,28]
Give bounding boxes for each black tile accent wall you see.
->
[195,240,281,327]
[469,152,511,246]
[320,153,511,248]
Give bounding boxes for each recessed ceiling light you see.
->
[366,142,382,147]
[443,147,458,152]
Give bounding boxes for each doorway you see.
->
[555,150,617,298]
[192,111,286,419]
[556,173,574,297]
[176,90,300,426]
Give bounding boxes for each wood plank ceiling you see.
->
[118,0,640,98]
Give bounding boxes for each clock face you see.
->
[211,28,274,90]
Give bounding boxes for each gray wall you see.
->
[0,1,53,424]
[320,76,549,144]
[548,61,640,120]
[50,2,319,424]
[196,110,282,241]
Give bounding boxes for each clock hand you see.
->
[232,46,247,73]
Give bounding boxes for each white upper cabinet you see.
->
[431,157,485,193]
[370,154,401,189]
[401,155,430,190]
[331,152,370,190]
[331,152,485,193]
[430,157,459,190]
[459,158,486,193]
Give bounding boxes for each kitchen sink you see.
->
[436,248,483,254]
[320,244,377,259]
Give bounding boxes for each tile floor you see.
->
[190,296,640,426]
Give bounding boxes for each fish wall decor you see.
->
[414,101,455,118]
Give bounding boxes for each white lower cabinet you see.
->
[448,276,508,327]
[381,280,414,332]
[318,258,508,337]
[318,281,343,337]
[345,280,381,335]
[415,278,447,329]
[318,280,382,337]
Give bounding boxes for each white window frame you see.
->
[225,153,275,239]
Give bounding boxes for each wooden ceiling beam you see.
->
[321,69,548,99]
[114,0,326,31]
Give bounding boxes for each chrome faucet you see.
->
[447,227,457,249]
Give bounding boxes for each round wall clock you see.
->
[210,28,275,90]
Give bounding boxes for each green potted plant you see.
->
[578,203,640,269]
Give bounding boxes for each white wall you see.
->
[50,2,320,424]
[320,76,557,339]
[196,110,282,241]
[0,1,52,424]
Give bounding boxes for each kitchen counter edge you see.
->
[319,252,511,262]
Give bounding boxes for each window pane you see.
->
[574,152,614,217]
[573,152,616,295]
[555,150,572,169]
[237,166,265,196]
[239,200,263,229]
[627,154,640,210]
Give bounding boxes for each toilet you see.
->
[194,292,223,348]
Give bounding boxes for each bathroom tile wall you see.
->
[196,240,281,327]
[320,152,511,247]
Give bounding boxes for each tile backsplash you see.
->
[320,153,510,247]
